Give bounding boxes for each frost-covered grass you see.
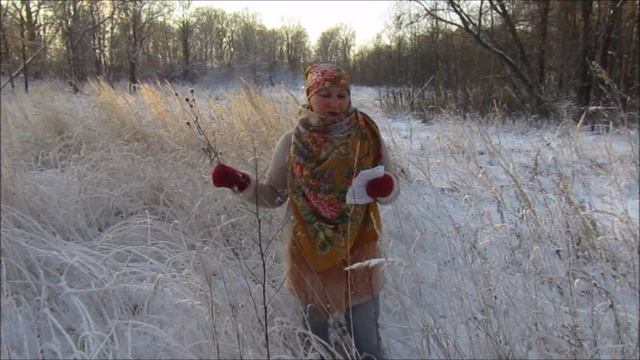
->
[1,81,638,359]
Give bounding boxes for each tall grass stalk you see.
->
[248,98,270,358]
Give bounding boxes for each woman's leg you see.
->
[344,295,383,359]
[301,304,330,352]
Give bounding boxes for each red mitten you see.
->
[366,173,394,199]
[211,163,250,192]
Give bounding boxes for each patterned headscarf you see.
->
[304,63,351,99]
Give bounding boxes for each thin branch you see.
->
[443,0,547,109]
[490,0,535,76]
[1,43,45,90]
[412,1,462,29]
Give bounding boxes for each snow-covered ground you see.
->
[1,81,638,359]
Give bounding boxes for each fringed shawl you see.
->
[287,106,383,272]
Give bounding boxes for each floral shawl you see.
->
[287,106,383,272]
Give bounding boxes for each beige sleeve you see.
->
[376,136,401,205]
[238,130,292,208]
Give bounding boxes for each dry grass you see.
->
[379,115,638,359]
[1,80,298,358]
[1,80,638,359]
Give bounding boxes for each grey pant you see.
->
[302,296,382,359]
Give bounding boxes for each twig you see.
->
[0,44,46,90]
[217,255,244,357]
[409,74,435,108]
[282,85,301,106]
[250,129,271,359]
[197,251,221,358]
[170,84,222,164]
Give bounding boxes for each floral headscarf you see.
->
[305,63,351,99]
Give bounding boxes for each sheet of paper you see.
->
[345,165,385,204]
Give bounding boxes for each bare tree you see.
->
[414,0,549,113]
[536,0,550,96]
[1,1,17,91]
[119,0,169,90]
[87,1,117,78]
[177,0,193,80]
[576,0,595,109]
[592,0,624,106]
[624,0,639,98]
[278,21,309,72]
[51,0,114,89]
[260,28,280,84]
[1,0,58,92]
[192,7,229,68]
[315,24,355,68]
[10,0,42,92]
[228,10,263,66]
[54,0,87,87]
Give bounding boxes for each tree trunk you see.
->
[598,1,622,72]
[106,4,116,85]
[491,0,535,78]
[537,0,550,94]
[1,4,16,92]
[181,19,190,79]
[128,5,140,91]
[559,1,579,94]
[593,0,623,106]
[22,0,38,78]
[129,58,137,90]
[622,0,639,97]
[19,10,28,92]
[91,2,103,77]
[576,0,594,108]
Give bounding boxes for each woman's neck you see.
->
[299,104,354,127]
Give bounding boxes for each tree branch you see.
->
[1,43,45,90]
[440,0,548,110]
[490,0,535,77]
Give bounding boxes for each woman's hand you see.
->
[366,173,394,199]
[211,163,250,192]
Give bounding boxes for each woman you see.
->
[211,63,399,358]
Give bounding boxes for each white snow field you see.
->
[1,81,638,359]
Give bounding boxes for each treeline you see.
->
[1,0,639,120]
[0,1,329,88]
[351,1,639,119]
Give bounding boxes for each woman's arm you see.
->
[237,130,293,208]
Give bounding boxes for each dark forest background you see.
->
[1,0,638,123]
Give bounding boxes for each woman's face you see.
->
[308,86,350,116]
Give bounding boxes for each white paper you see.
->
[345,165,385,204]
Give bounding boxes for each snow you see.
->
[1,81,638,359]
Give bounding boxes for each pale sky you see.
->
[192,1,396,47]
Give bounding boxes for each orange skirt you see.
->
[285,238,384,317]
